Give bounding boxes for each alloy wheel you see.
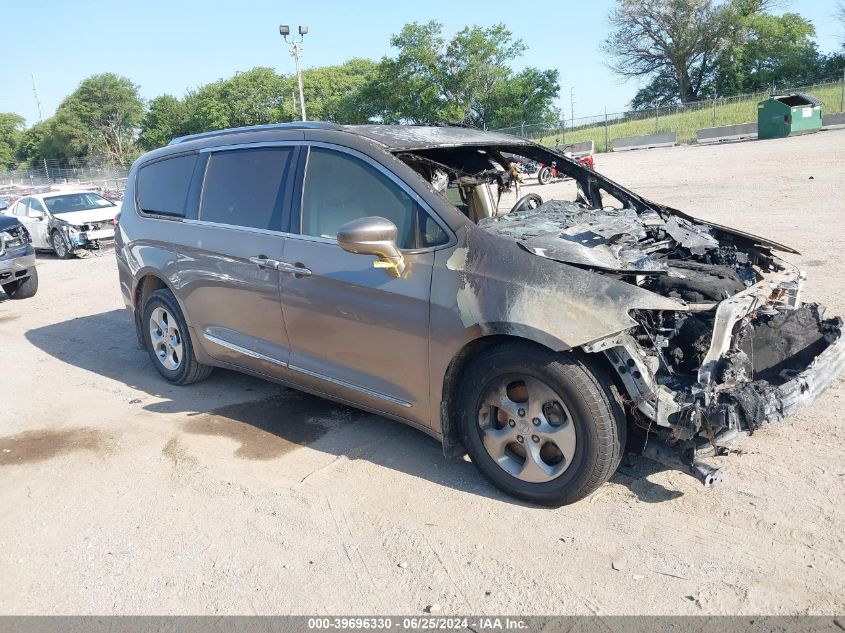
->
[148,306,183,371]
[477,375,576,483]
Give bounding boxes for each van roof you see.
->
[168,122,531,151]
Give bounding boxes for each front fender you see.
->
[439,226,685,351]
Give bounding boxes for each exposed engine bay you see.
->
[397,140,845,485]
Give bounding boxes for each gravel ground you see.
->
[1,131,843,615]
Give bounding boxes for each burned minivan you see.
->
[116,123,844,506]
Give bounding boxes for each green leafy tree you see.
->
[0,113,25,169]
[292,58,379,123]
[184,67,287,132]
[358,21,558,128]
[484,68,561,129]
[53,73,144,165]
[714,12,823,94]
[604,0,782,106]
[139,95,189,150]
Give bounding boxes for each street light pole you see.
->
[280,24,308,121]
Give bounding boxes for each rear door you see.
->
[176,145,299,378]
[25,198,50,247]
[10,198,48,248]
[277,144,451,426]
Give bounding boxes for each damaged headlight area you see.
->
[589,266,844,485]
[51,219,112,252]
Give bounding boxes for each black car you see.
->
[0,214,38,300]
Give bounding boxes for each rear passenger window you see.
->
[137,154,197,217]
[199,147,293,231]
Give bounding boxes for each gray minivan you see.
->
[116,122,844,505]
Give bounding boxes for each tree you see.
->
[293,59,378,123]
[714,12,822,94]
[184,67,287,133]
[604,0,734,104]
[838,1,845,44]
[139,95,188,150]
[604,0,780,106]
[0,113,25,169]
[358,21,559,128]
[484,68,561,129]
[53,73,144,165]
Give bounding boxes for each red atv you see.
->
[537,153,595,185]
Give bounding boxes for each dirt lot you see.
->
[1,131,843,615]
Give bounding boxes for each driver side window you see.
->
[300,147,447,249]
[29,199,45,214]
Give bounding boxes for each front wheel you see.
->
[537,166,552,185]
[457,343,625,506]
[51,230,72,259]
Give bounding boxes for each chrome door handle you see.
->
[249,256,280,269]
[277,261,312,276]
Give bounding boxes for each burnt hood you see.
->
[478,200,798,274]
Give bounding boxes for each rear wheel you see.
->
[457,343,625,506]
[2,268,38,299]
[537,166,552,185]
[141,288,212,385]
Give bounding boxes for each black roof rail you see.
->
[168,121,345,146]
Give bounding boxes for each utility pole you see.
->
[31,74,43,121]
[31,74,49,182]
[280,24,308,121]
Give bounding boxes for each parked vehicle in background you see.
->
[2,191,118,258]
[116,122,844,506]
[537,155,595,185]
[0,214,38,299]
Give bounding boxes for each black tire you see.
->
[2,268,38,299]
[141,288,213,385]
[457,342,626,506]
[537,166,552,185]
[511,193,544,214]
[51,230,72,259]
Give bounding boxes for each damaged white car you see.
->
[3,191,118,258]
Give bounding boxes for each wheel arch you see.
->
[439,334,556,458]
[438,333,626,459]
[131,271,191,348]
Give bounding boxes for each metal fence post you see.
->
[521,121,525,137]
[655,104,659,134]
[712,91,717,127]
[562,119,566,144]
[841,70,844,113]
[604,106,609,152]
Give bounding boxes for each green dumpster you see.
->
[757,93,823,139]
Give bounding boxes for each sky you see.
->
[1,0,842,128]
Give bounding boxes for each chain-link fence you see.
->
[493,76,845,152]
[0,157,129,191]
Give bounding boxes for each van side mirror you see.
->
[336,216,406,278]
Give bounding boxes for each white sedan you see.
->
[2,190,119,258]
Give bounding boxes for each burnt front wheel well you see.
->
[440,335,556,457]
